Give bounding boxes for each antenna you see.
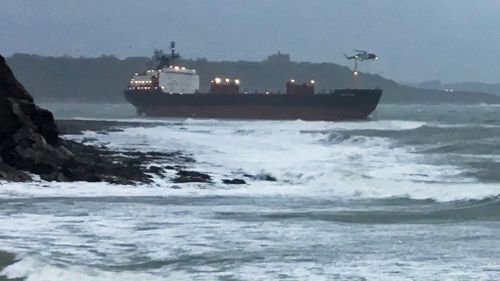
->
[170,41,176,66]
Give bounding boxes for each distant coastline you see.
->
[7,53,500,105]
[408,80,500,97]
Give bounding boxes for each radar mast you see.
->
[170,41,176,66]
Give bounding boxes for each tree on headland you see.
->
[6,53,500,104]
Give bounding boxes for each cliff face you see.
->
[0,55,153,183]
[0,55,64,180]
[0,57,58,146]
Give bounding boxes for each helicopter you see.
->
[345,50,379,89]
[345,50,378,61]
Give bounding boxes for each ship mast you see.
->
[170,41,176,66]
[352,60,360,89]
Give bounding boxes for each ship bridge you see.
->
[158,65,199,94]
[128,66,200,94]
[128,70,159,90]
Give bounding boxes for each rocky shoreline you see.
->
[57,118,218,184]
[0,54,275,186]
[57,118,282,185]
[0,54,200,184]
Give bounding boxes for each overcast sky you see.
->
[1,0,499,83]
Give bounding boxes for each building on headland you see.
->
[266,51,290,64]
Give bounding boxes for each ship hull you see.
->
[124,89,382,121]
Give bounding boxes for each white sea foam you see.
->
[3,106,495,281]
[3,255,498,281]
[1,255,172,281]
[2,118,499,202]
[1,115,499,281]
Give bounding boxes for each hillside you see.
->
[413,80,500,97]
[6,53,500,104]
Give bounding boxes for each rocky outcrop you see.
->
[0,54,156,183]
[222,178,246,185]
[173,170,212,183]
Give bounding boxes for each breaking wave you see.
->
[2,104,500,281]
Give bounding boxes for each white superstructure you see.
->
[128,70,157,90]
[159,66,199,94]
[129,66,200,94]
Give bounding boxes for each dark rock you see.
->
[173,170,212,183]
[0,156,30,181]
[222,178,247,185]
[0,54,165,184]
[148,165,163,174]
[81,137,98,144]
[244,173,278,182]
[0,250,18,272]
[147,165,165,178]
[259,174,277,182]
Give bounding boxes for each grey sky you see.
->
[1,0,499,83]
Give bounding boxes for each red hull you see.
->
[124,89,382,121]
[142,105,374,121]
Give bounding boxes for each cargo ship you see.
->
[124,43,382,121]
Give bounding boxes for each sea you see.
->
[1,103,500,281]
